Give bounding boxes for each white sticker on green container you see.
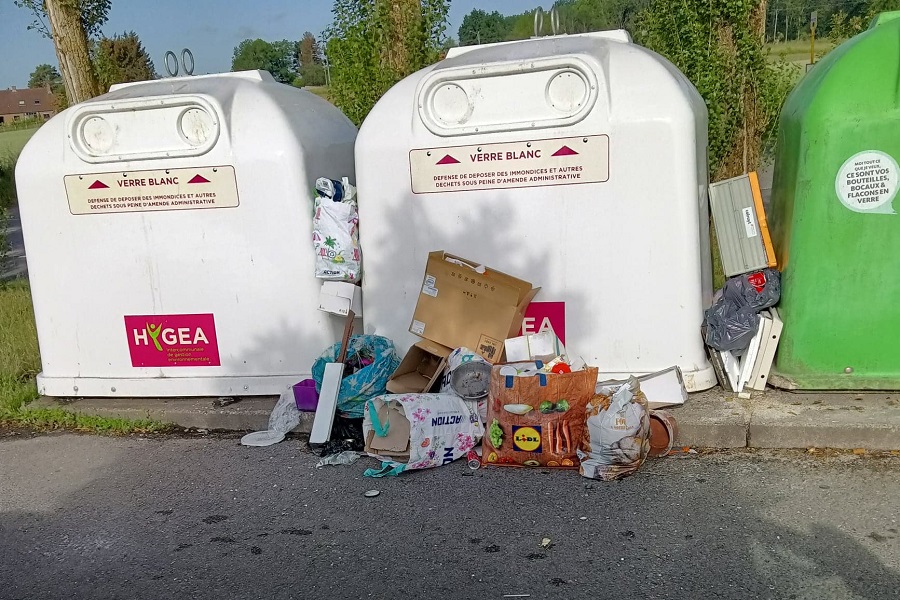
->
[835,150,899,214]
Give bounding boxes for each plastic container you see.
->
[293,379,319,411]
[355,31,716,391]
[769,12,900,389]
[16,71,358,398]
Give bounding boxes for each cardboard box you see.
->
[410,251,539,364]
[386,340,451,394]
[597,366,688,410]
[318,282,363,317]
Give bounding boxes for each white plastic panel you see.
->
[67,95,221,163]
[417,57,599,137]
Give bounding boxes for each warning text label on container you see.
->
[65,166,240,215]
[409,135,609,194]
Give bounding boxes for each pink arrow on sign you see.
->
[188,174,211,184]
[436,154,460,165]
[552,146,578,157]
[88,180,109,189]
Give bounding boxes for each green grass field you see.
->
[304,85,333,103]
[0,127,38,157]
[0,280,171,433]
[0,127,38,208]
[766,39,835,70]
[0,280,40,415]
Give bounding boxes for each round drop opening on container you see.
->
[546,70,588,114]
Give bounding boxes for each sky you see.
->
[0,0,536,88]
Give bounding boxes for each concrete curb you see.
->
[27,388,900,450]
[27,396,315,433]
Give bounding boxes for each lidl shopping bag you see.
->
[362,393,484,477]
[483,366,598,469]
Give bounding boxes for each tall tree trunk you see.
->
[45,0,102,104]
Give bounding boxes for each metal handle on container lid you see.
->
[534,7,544,37]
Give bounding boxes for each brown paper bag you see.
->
[483,366,599,468]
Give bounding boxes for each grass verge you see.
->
[0,280,172,434]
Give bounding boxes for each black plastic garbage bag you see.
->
[722,269,781,313]
[704,298,761,352]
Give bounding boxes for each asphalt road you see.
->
[1,432,898,600]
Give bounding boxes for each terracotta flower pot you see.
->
[648,410,678,458]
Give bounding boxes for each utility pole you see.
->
[810,11,817,65]
[773,8,779,43]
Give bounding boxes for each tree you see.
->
[15,0,107,104]
[298,65,327,86]
[28,64,62,89]
[325,0,450,124]
[231,38,297,84]
[638,0,794,179]
[298,31,323,67]
[458,9,509,45]
[93,31,158,91]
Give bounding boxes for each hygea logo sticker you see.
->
[125,314,220,367]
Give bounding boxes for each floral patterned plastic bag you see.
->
[362,393,484,477]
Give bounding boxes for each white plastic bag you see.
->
[362,393,484,477]
[312,177,361,283]
[578,377,650,481]
[240,389,302,447]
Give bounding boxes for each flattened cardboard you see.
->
[410,251,539,364]
[364,404,411,459]
[386,340,452,394]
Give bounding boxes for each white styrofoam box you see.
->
[504,331,565,363]
[318,282,363,317]
[356,31,716,391]
[16,71,358,398]
[748,308,783,391]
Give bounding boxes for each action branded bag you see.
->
[312,177,361,282]
[362,393,484,477]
